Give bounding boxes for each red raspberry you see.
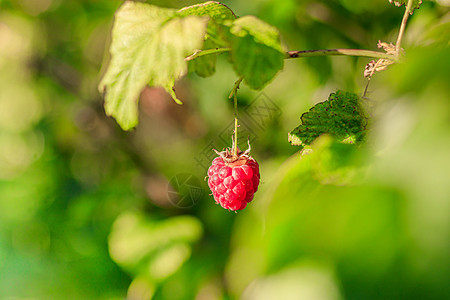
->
[207,148,260,211]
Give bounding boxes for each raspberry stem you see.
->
[229,76,244,158]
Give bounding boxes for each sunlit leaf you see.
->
[229,16,285,89]
[179,1,236,78]
[177,1,235,20]
[288,91,367,147]
[98,2,208,130]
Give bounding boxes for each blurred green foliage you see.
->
[0,0,448,299]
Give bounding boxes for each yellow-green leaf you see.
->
[99,2,208,130]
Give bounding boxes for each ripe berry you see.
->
[207,147,260,211]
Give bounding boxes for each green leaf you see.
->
[388,0,422,14]
[162,81,183,105]
[288,91,367,147]
[177,1,235,20]
[189,39,217,77]
[229,16,285,90]
[98,2,208,130]
[179,1,236,78]
[231,16,284,52]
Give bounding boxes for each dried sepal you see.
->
[364,40,398,78]
[377,40,397,55]
[213,139,252,165]
[364,59,394,77]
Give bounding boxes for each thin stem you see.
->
[234,94,238,157]
[395,0,413,56]
[228,76,244,99]
[184,47,231,61]
[286,49,397,61]
[185,48,397,62]
[363,0,413,97]
[229,77,244,157]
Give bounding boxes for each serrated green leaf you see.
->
[389,0,422,14]
[179,1,236,78]
[177,1,235,20]
[229,16,285,90]
[288,91,367,147]
[231,16,284,52]
[98,2,208,130]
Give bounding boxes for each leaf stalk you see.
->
[184,47,231,61]
[229,77,244,158]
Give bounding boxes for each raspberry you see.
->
[207,147,260,211]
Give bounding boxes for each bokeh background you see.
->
[0,0,449,299]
